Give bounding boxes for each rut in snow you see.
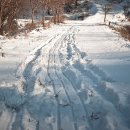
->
[47,27,88,130]
[11,34,59,130]
[59,25,129,130]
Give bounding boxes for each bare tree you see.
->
[39,0,50,26]
[103,3,112,22]
[47,0,76,24]
[49,0,67,23]
[0,0,21,35]
[29,0,39,24]
[75,0,78,6]
[0,0,76,34]
[123,4,130,19]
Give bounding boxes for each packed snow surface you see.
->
[0,3,130,130]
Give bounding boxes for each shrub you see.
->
[24,23,37,32]
[113,25,130,41]
[0,0,22,35]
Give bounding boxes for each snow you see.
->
[0,1,130,130]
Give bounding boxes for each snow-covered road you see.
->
[0,3,130,130]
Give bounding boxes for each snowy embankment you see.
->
[0,2,130,130]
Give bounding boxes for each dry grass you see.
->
[19,22,38,36]
[3,15,65,37]
[3,20,19,36]
[110,25,130,41]
[24,23,37,31]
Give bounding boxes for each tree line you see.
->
[0,0,77,35]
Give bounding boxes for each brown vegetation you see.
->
[0,0,77,36]
[110,25,130,41]
[0,0,22,35]
[116,26,130,41]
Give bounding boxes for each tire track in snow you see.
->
[71,27,120,110]
[47,48,61,130]
[53,27,92,130]
[59,50,93,129]
[46,30,74,130]
[54,56,78,130]
[66,25,119,108]
[22,35,57,94]
[47,27,82,130]
[58,28,94,130]
[61,25,128,130]
[11,34,59,130]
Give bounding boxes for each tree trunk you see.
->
[0,25,4,35]
[0,9,2,31]
[104,12,107,22]
[0,18,2,31]
[75,0,78,6]
[31,10,34,24]
[42,17,45,27]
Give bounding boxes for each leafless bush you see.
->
[0,0,22,35]
[119,26,130,41]
[111,25,130,41]
[4,20,19,36]
[29,0,40,24]
[24,23,37,32]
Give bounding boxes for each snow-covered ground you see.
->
[0,2,130,130]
